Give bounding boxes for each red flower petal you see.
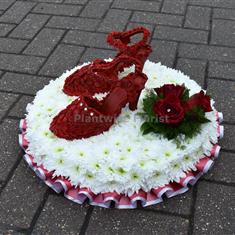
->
[186,91,212,112]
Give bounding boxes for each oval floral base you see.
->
[19,60,224,209]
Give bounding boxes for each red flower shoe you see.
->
[63,27,152,97]
[63,54,143,97]
[50,56,148,140]
[49,87,127,140]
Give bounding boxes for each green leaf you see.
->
[158,93,164,99]
[196,116,210,123]
[141,122,154,135]
[181,88,190,101]
[142,91,157,117]
[143,128,154,135]
[186,106,210,123]
[140,122,150,132]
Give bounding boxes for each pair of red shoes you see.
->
[50,27,152,140]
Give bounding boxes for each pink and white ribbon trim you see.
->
[19,113,223,209]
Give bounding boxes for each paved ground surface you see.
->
[0,0,234,234]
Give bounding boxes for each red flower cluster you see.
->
[153,84,212,125]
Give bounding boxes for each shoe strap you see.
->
[107,27,151,51]
[90,54,143,74]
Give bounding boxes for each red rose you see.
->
[185,91,212,112]
[153,94,185,124]
[154,84,185,98]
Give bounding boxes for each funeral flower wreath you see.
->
[19,27,223,208]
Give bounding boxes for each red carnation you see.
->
[185,91,212,112]
[153,94,185,125]
[154,84,185,98]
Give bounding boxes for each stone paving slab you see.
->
[204,151,235,183]
[149,39,178,67]
[208,61,235,81]
[162,0,187,15]
[176,58,206,87]
[63,30,111,49]
[23,28,65,57]
[184,6,211,30]
[207,79,235,123]
[0,161,47,229]
[9,14,50,40]
[214,8,235,21]
[64,0,88,4]
[80,48,116,63]
[146,189,193,216]
[97,9,131,33]
[0,53,45,74]
[32,3,82,16]
[194,182,235,234]
[9,96,34,118]
[131,12,184,27]
[0,38,28,54]
[219,124,235,152]
[39,44,84,77]
[32,195,88,234]
[0,23,15,37]
[0,92,19,120]
[126,22,154,33]
[112,0,161,12]
[0,119,21,181]
[153,25,209,44]
[0,1,36,24]
[189,0,235,9]
[178,43,235,62]
[0,73,51,95]
[0,0,15,11]
[46,16,99,30]
[211,19,235,47]
[87,208,189,235]
[0,0,234,234]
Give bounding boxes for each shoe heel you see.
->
[121,73,147,111]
